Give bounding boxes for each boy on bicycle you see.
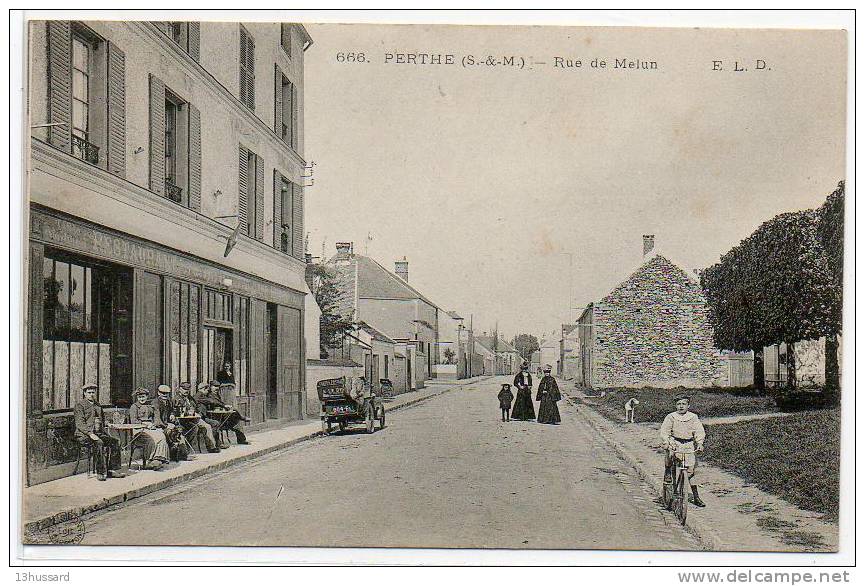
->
[660,394,707,507]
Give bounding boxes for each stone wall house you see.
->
[579,240,728,389]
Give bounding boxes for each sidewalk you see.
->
[23,376,487,538]
[567,389,838,552]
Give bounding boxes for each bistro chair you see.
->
[128,440,149,471]
[72,439,101,478]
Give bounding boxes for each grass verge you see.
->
[703,408,840,521]
[582,386,776,424]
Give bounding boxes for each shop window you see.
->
[169,281,200,391]
[205,289,234,322]
[42,255,112,410]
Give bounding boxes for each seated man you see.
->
[196,381,250,445]
[154,384,189,461]
[73,384,126,481]
[173,382,223,453]
[128,388,170,469]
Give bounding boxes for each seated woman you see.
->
[128,388,171,469]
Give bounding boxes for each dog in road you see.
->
[624,397,640,423]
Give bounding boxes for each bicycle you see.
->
[662,442,695,525]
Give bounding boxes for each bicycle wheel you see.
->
[662,466,674,510]
[675,468,689,525]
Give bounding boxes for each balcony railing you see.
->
[71,135,99,165]
[165,179,183,203]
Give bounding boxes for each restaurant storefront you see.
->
[26,206,306,485]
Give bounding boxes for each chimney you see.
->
[643,234,655,256]
[335,242,353,259]
[395,257,409,282]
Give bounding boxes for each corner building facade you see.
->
[25,20,313,485]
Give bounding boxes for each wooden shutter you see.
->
[272,170,282,249]
[239,26,255,110]
[247,33,256,108]
[47,20,72,151]
[255,153,265,241]
[148,74,166,195]
[281,24,292,57]
[290,82,298,150]
[238,145,249,235]
[106,41,126,178]
[188,103,202,211]
[292,182,303,259]
[187,22,200,61]
[273,64,283,137]
[238,28,247,106]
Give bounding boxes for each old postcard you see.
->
[16,12,850,561]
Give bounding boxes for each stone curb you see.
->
[566,392,725,551]
[24,376,489,537]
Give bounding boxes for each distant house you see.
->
[538,336,559,374]
[559,324,581,381]
[474,334,521,375]
[326,242,440,390]
[436,310,467,379]
[530,350,541,373]
[578,236,730,389]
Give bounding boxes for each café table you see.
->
[206,409,234,446]
[177,415,203,454]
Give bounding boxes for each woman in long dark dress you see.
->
[511,364,536,421]
[536,366,561,424]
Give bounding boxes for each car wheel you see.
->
[338,420,346,433]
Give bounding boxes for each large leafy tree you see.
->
[305,263,355,357]
[512,333,540,364]
[701,183,843,389]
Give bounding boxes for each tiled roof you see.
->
[474,336,519,354]
[355,256,438,307]
[357,321,397,345]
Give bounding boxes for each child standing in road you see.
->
[498,383,514,422]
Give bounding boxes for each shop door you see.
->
[266,303,278,418]
[135,271,163,394]
[204,326,233,383]
[111,269,134,406]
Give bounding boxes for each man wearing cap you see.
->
[73,384,125,480]
[196,381,249,445]
[155,385,188,461]
[173,382,222,453]
[659,394,707,507]
[128,389,170,468]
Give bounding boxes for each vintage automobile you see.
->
[318,376,386,434]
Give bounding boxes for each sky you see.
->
[302,23,847,341]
